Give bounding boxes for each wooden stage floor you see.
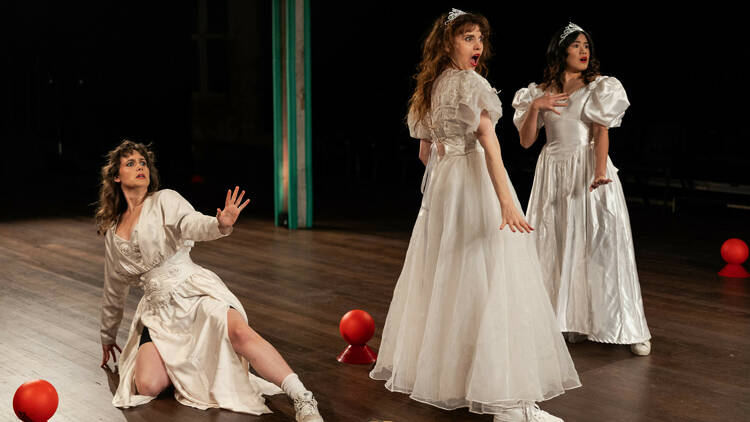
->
[0,212,748,422]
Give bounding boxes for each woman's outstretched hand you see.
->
[217,186,250,232]
[101,343,122,369]
[500,203,534,234]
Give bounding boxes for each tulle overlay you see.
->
[512,76,651,344]
[370,69,580,413]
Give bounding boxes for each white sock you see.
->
[281,373,307,398]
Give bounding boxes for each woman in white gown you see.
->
[96,140,324,421]
[512,23,651,355]
[370,10,580,422]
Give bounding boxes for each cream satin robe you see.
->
[100,189,282,414]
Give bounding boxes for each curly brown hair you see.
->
[95,140,160,235]
[541,25,601,93]
[408,11,492,127]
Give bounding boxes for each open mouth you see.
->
[580,57,588,63]
[470,54,480,67]
[136,175,146,179]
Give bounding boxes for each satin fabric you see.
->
[100,189,282,414]
[512,76,651,344]
[370,69,580,414]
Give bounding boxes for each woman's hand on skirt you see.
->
[589,176,613,192]
[500,204,534,233]
[101,343,122,368]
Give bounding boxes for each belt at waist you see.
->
[139,248,202,304]
[421,141,479,194]
[542,139,593,156]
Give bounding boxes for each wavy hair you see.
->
[541,24,601,93]
[95,140,160,235]
[408,11,492,126]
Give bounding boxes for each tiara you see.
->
[559,22,584,44]
[445,8,467,26]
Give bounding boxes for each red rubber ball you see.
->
[13,380,58,422]
[339,309,375,346]
[721,238,749,265]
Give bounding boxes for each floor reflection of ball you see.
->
[721,239,749,265]
[13,380,58,422]
[339,310,375,345]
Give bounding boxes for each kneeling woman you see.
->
[97,140,323,422]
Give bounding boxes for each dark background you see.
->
[2,1,747,227]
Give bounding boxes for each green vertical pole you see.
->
[271,0,283,226]
[285,0,298,230]
[304,0,313,227]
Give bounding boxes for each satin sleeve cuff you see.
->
[582,76,630,128]
[512,82,544,132]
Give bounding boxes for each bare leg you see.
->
[227,310,324,421]
[227,309,293,387]
[134,342,171,396]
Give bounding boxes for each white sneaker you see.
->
[293,391,324,422]
[630,340,651,356]
[526,406,564,422]
[493,402,563,422]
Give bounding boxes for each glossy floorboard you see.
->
[0,212,747,422]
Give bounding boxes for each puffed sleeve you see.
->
[100,236,131,345]
[159,189,232,242]
[407,108,431,140]
[511,82,545,132]
[455,71,503,133]
[582,76,630,128]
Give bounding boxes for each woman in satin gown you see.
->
[370,10,580,422]
[96,140,324,421]
[512,23,651,355]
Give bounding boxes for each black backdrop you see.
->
[2,1,747,225]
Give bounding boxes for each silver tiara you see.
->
[559,22,584,44]
[445,8,467,26]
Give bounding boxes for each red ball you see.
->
[721,238,749,265]
[13,380,58,422]
[339,310,375,345]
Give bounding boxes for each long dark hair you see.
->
[408,11,492,126]
[541,24,601,93]
[95,140,160,235]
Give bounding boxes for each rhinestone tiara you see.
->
[445,8,467,26]
[559,22,584,44]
